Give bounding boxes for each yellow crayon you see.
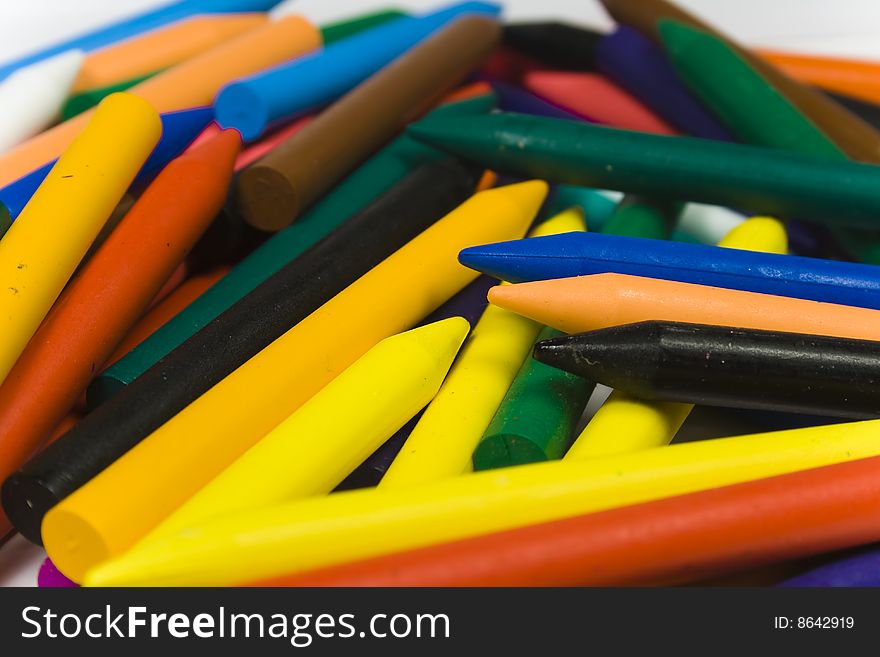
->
[0,93,160,385]
[85,418,880,587]
[43,180,547,582]
[380,207,586,488]
[566,216,789,459]
[144,318,469,542]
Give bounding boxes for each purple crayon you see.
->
[37,558,79,588]
[595,26,733,141]
[779,548,880,587]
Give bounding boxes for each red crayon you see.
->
[250,456,880,587]
[524,71,679,134]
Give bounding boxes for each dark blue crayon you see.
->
[489,80,583,121]
[0,107,213,220]
[779,547,880,587]
[459,231,880,310]
[595,26,732,141]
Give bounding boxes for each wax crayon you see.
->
[459,230,880,310]
[409,113,880,229]
[0,94,160,388]
[524,72,678,135]
[0,16,321,188]
[0,106,213,222]
[489,80,583,121]
[147,319,468,541]
[37,559,78,588]
[488,269,880,345]
[0,131,239,536]
[216,3,501,140]
[39,181,543,580]
[4,159,484,546]
[595,26,732,140]
[502,22,602,72]
[381,208,582,488]
[258,454,880,587]
[779,548,880,588]
[536,321,880,419]
[0,51,84,153]
[235,16,501,231]
[0,0,284,82]
[82,418,880,586]
[73,14,268,93]
[674,204,745,246]
[602,195,681,239]
[62,71,158,120]
[760,50,880,107]
[473,325,594,469]
[597,0,880,163]
[89,93,496,406]
[544,186,617,231]
[321,9,410,44]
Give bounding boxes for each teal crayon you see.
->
[408,113,880,229]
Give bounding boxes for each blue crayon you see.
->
[0,107,213,221]
[0,0,283,82]
[595,27,733,141]
[779,548,880,587]
[215,1,501,140]
[489,80,582,121]
[459,231,880,310]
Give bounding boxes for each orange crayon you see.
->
[759,49,880,107]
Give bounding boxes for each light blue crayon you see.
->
[215,1,501,140]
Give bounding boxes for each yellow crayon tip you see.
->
[482,179,549,217]
[717,216,788,254]
[392,316,470,364]
[531,205,586,237]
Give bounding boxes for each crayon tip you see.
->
[394,317,470,366]
[183,127,243,170]
[656,18,706,55]
[717,217,788,254]
[532,333,606,377]
[483,179,549,214]
[407,117,476,154]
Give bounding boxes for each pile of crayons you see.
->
[4,0,880,589]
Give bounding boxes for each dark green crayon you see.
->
[88,91,497,406]
[407,112,880,229]
[602,195,682,240]
[472,326,595,470]
[61,70,160,119]
[320,8,409,44]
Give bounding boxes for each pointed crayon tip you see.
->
[184,127,243,172]
[531,205,586,236]
[397,317,470,367]
[717,216,788,254]
[486,179,549,215]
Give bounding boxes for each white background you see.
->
[1,0,879,587]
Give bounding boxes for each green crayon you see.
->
[473,326,595,470]
[62,71,161,120]
[88,91,497,406]
[408,112,880,230]
[602,195,682,240]
[321,9,409,44]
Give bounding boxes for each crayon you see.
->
[104,267,230,370]
[594,26,733,140]
[535,321,880,419]
[321,9,411,44]
[826,91,880,132]
[564,217,787,460]
[72,14,268,93]
[489,80,583,121]
[779,548,880,588]
[544,186,617,231]
[0,106,213,222]
[0,0,284,82]
[62,71,158,120]
[235,15,501,231]
[0,94,160,387]
[89,92,496,406]
[4,159,484,546]
[0,50,84,153]
[83,418,880,586]
[409,112,880,229]
[502,22,602,72]
[216,2,501,140]
[487,269,880,345]
[380,207,582,488]
[674,204,745,246]
[0,131,239,536]
[473,325,594,469]
[37,559,78,588]
[602,195,681,240]
[257,453,880,587]
[524,72,679,135]
[0,16,321,188]
[146,319,468,541]
[458,231,880,310]
[38,180,544,581]
[759,50,880,107]
[597,0,880,163]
